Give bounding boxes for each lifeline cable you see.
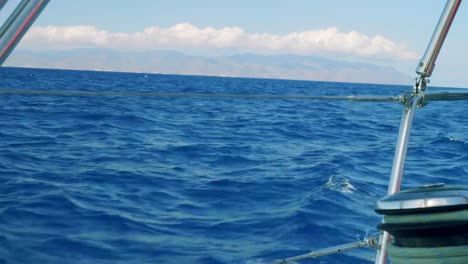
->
[1,89,468,103]
[0,89,403,102]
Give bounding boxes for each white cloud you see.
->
[20,23,417,60]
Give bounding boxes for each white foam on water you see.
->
[325,175,357,194]
[448,135,466,143]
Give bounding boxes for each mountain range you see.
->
[5,49,411,84]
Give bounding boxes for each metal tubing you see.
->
[0,0,50,65]
[415,0,462,77]
[275,241,369,264]
[425,92,468,101]
[374,94,422,264]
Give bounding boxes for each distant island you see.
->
[6,49,411,85]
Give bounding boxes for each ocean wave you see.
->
[1,67,466,263]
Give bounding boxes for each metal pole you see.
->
[275,241,370,264]
[0,0,50,65]
[415,0,462,78]
[375,1,462,262]
[374,94,421,264]
[274,233,379,264]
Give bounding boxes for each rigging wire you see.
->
[0,89,402,102]
[1,89,468,103]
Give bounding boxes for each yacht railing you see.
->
[375,1,462,263]
[416,0,462,80]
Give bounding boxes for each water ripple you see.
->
[1,67,467,263]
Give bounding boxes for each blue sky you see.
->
[3,0,468,87]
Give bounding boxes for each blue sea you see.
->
[1,67,467,264]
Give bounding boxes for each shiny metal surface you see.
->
[376,1,463,262]
[387,94,422,195]
[375,94,422,264]
[377,188,468,211]
[274,233,379,264]
[415,0,462,78]
[0,0,50,65]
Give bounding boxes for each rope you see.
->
[0,89,403,102]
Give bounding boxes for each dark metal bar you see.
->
[425,92,468,101]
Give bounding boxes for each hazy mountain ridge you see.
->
[6,49,411,84]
